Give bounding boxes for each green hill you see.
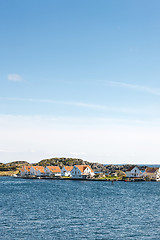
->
[0,161,29,176]
[37,157,89,167]
[0,158,147,176]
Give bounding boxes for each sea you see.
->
[0,177,160,240]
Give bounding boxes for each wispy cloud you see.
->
[0,114,160,164]
[53,80,160,97]
[104,81,160,96]
[0,114,160,127]
[8,74,22,82]
[0,97,105,110]
[0,96,146,114]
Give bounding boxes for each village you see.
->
[19,165,160,181]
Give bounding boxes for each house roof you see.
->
[21,165,31,172]
[24,166,31,172]
[145,167,159,173]
[126,166,139,172]
[21,166,25,172]
[63,166,73,171]
[87,165,94,173]
[75,165,94,173]
[32,166,45,173]
[46,166,61,173]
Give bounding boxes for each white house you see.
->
[30,166,45,177]
[61,166,73,176]
[126,166,143,178]
[143,167,160,181]
[45,166,61,177]
[20,166,31,176]
[71,165,95,179]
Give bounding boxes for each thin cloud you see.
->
[53,80,160,96]
[0,96,146,114]
[8,74,22,82]
[105,81,160,96]
[0,97,105,110]
[1,114,160,129]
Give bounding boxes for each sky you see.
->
[1,0,160,164]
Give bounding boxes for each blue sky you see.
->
[1,0,160,164]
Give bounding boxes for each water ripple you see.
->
[0,177,160,240]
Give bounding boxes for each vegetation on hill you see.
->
[0,161,29,176]
[0,157,147,176]
[37,158,89,167]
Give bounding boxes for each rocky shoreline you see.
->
[0,158,150,178]
[14,175,151,182]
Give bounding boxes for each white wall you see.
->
[126,167,142,178]
[71,166,82,178]
[61,167,71,176]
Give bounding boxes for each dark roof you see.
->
[145,167,159,173]
[126,165,140,172]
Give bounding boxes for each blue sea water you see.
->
[0,177,160,240]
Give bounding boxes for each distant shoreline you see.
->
[7,176,159,182]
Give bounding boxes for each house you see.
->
[126,166,143,178]
[45,166,61,177]
[61,166,73,176]
[111,172,118,177]
[71,165,95,179]
[30,166,45,177]
[20,166,31,176]
[143,167,160,181]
